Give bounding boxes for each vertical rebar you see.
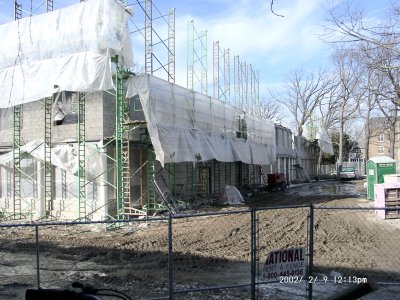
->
[168,212,173,299]
[35,225,40,289]
[308,205,314,300]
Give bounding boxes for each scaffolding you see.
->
[131,0,175,81]
[187,20,207,93]
[77,93,86,220]
[167,8,175,83]
[46,0,54,11]
[0,0,278,223]
[0,0,135,222]
[213,41,231,103]
[12,1,22,220]
[233,55,259,114]
[213,41,220,100]
[44,97,53,215]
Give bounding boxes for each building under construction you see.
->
[0,0,322,221]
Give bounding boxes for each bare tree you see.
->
[324,2,400,160]
[358,36,400,159]
[270,68,332,136]
[323,2,400,57]
[318,81,340,131]
[316,81,340,172]
[253,97,285,122]
[357,67,378,161]
[331,48,361,171]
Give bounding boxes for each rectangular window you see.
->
[378,146,384,154]
[236,116,247,140]
[132,95,143,111]
[378,133,384,142]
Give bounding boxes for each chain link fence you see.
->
[0,205,400,299]
[314,208,400,281]
[0,225,37,299]
[256,207,310,299]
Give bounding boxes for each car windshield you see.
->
[341,168,354,172]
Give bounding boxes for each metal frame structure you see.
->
[114,55,126,219]
[77,93,86,220]
[3,0,268,223]
[45,0,54,217]
[12,1,22,219]
[10,0,56,221]
[167,8,175,83]
[213,41,230,102]
[44,97,53,215]
[224,49,231,103]
[187,20,207,93]
[132,0,175,81]
[233,55,259,113]
[213,41,220,100]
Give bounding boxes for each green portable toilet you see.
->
[367,156,396,200]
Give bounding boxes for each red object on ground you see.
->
[267,173,286,191]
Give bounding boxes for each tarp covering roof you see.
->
[0,0,133,107]
[126,74,276,166]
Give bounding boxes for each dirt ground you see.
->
[1,179,400,299]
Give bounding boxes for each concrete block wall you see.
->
[0,91,106,147]
[102,91,116,138]
[102,92,146,140]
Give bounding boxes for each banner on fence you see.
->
[261,247,306,282]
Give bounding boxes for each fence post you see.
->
[308,205,314,300]
[35,225,40,289]
[251,201,256,300]
[168,212,174,299]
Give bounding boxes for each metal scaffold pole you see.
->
[144,0,153,75]
[46,0,53,12]
[114,55,125,220]
[147,145,156,211]
[13,105,22,219]
[78,92,86,220]
[224,49,230,103]
[44,97,53,215]
[167,8,175,83]
[200,30,207,95]
[234,55,240,109]
[12,0,22,219]
[121,101,131,216]
[113,52,135,220]
[44,0,54,218]
[187,20,207,93]
[187,20,194,90]
[213,41,219,99]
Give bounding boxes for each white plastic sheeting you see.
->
[302,123,334,155]
[126,74,276,166]
[220,185,244,205]
[316,127,334,155]
[0,140,104,180]
[0,0,133,107]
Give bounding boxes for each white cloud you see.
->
[169,0,331,92]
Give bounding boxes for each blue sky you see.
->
[0,0,394,99]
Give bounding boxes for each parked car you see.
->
[339,167,357,180]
